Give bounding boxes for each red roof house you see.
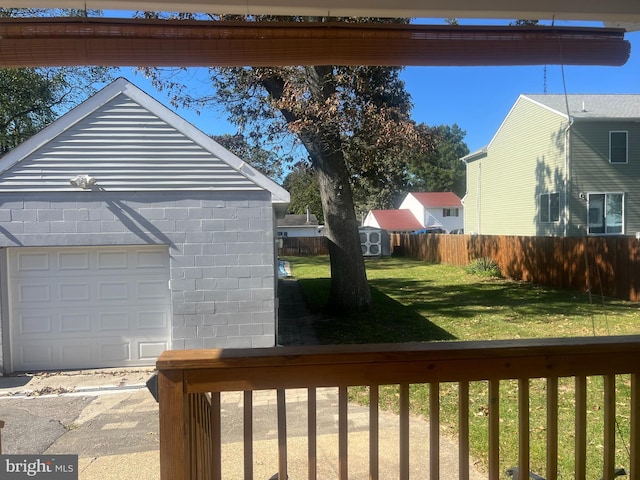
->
[364,209,424,232]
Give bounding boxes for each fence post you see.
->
[159,369,189,480]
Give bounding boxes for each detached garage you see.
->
[0,78,289,373]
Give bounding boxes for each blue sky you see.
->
[117,20,640,157]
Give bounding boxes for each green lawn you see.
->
[282,255,640,478]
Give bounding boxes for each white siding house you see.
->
[399,192,464,233]
[0,78,289,373]
[277,213,322,237]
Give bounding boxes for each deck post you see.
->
[159,369,189,480]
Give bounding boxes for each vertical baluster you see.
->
[277,389,288,480]
[212,392,222,480]
[199,394,207,480]
[519,378,530,480]
[430,383,440,480]
[603,375,616,480]
[370,385,379,480]
[189,395,197,479]
[488,379,500,480]
[631,373,638,480]
[546,377,558,480]
[308,387,317,480]
[575,376,587,480]
[459,382,470,480]
[244,391,254,480]
[339,386,349,480]
[204,394,212,480]
[399,383,410,480]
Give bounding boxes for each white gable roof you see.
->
[0,77,289,207]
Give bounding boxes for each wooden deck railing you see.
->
[157,335,640,480]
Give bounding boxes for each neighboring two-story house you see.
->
[363,192,463,233]
[399,192,464,233]
[462,94,640,237]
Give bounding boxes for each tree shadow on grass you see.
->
[298,278,456,344]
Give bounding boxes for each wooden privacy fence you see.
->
[157,336,640,480]
[393,234,640,302]
[278,236,329,256]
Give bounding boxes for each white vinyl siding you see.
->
[464,96,567,236]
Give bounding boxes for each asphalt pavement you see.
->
[0,280,487,479]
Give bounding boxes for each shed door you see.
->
[8,246,171,372]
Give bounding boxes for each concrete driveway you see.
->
[0,369,161,479]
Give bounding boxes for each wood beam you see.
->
[1,0,640,24]
[0,18,630,67]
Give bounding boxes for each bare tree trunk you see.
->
[262,67,374,314]
[314,146,374,314]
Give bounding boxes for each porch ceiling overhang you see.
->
[0,0,639,24]
[0,18,630,67]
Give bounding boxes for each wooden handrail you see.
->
[157,335,640,480]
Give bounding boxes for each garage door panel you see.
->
[61,344,91,366]
[58,251,90,270]
[137,311,169,329]
[15,336,164,370]
[98,281,130,301]
[15,252,50,272]
[99,311,130,331]
[18,284,51,303]
[18,343,54,369]
[138,280,169,299]
[60,313,92,333]
[101,342,131,363]
[136,250,168,268]
[20,314,53,334]
[139,341,168,360]
[59,283,91,302]
[97,250,128,269]
[9,246,171,371]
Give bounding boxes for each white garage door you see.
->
[8,246,171,371]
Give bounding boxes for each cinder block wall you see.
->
[0,190,277,370]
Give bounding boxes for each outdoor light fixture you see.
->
[69,175,97,189]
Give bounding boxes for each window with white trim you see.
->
[609,131,628,164]
[539,192,560,223]
[588,192,624,235]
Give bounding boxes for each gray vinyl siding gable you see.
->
[468,97,568,236]
[568,121,640,236]
[0,94,259,192]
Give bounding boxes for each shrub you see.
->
[465,257,501,277]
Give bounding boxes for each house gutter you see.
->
[563,116,574,237]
